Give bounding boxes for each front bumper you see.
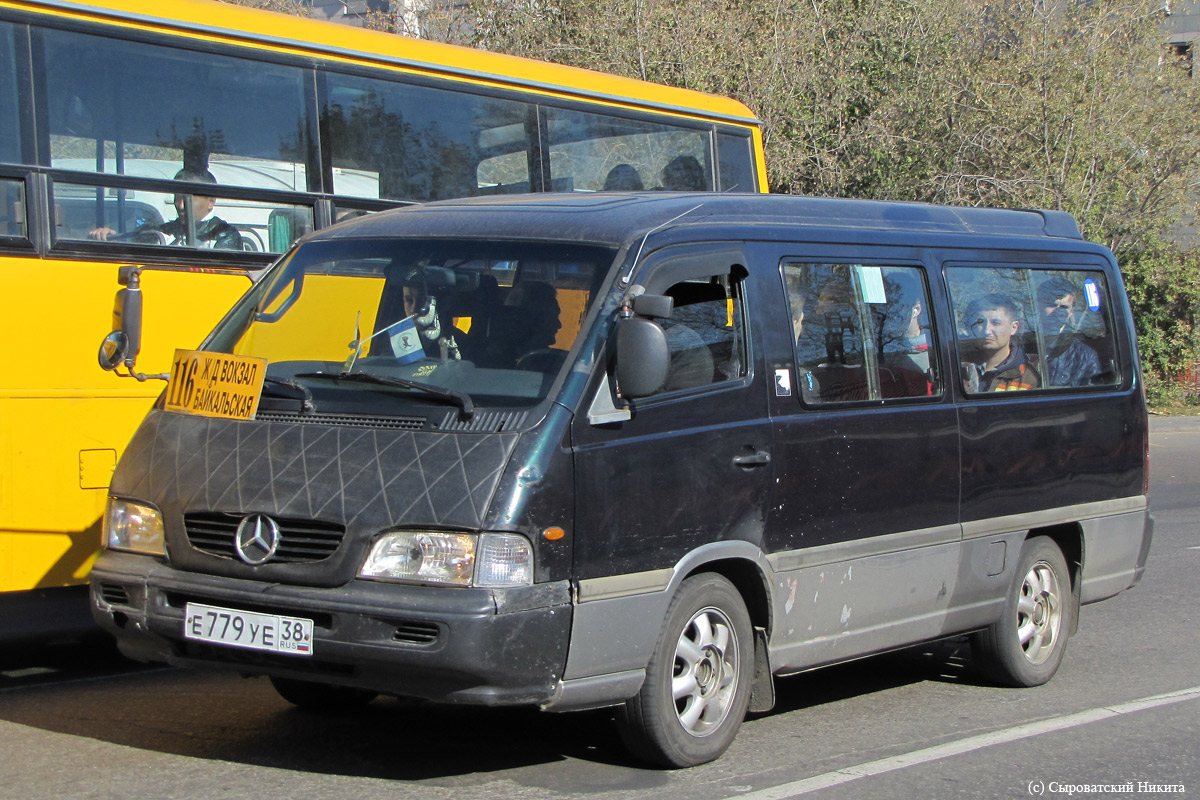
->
[90,550,571,706]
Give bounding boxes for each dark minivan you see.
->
[91,194,1152,767]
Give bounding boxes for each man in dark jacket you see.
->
[90,168,241,250]
[961,293,1041,392]
[1037,276,1102,387]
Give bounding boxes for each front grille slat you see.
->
[184,512,346,564]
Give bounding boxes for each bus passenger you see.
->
[659,155,706,191]
[1038,276,1102,387]
[961,293,1041,392]
[89,169,242,250]
[604,164,644,191]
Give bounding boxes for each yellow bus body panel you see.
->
[0,256,250,591]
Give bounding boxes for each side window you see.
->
[654,276,745,394]
[41,27,312,252]
[0,22,21,165]
[0,178,26,238]
[715,131,756,192]
[948,266,1119,393]
[324,72,534,202]
[43,28,309,189]
[543,107,713,193]
[783,262,939,404]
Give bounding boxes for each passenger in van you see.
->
[785,274,822,400]
[879,273,934,397]
[659,155,706,191]
[1037,277,1102,387]
[603,164,645,191]
[88,168,242,250]
[960,293,1041,392]
[400,268,464,361]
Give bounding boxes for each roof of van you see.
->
[316,192,1087,248]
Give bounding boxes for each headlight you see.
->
[104,498,166,556]
[360,531,532,587]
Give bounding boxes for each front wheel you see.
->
[972,536,1073,687]
[616,573,753,768]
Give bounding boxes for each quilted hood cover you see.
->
[110,410,520,584]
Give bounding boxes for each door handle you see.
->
[732,451,771,468]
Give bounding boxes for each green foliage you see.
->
[1121,244,1200,384]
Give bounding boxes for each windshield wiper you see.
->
[262,377,316,415]
[294,371,475,421]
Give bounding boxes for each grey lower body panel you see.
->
[1080,509,1153,604]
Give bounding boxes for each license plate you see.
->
[184,602,314,656]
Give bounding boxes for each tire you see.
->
[269,676,377,713]
[972,536,1073,687]
[616,573,753,768]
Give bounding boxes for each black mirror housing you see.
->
[615,316,669,398]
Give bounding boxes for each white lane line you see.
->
[726,685,1200,800]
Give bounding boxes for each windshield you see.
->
[207,237,616,417]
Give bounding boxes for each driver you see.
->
[89,168,242,250]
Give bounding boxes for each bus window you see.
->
[0,23,19,164]
[543,107,713,192]
[323,73,535,202]
[42,28,309,191]
[53,181,314,253]
[1,178,25,238]
[716,131,756,192]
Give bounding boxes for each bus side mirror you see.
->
[98,266,147,374]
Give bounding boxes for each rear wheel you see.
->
[616,573,753,768]
[269,676,377,713]
[972,536,1072,687]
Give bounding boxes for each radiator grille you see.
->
[184,512,345,563]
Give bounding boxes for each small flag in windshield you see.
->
[386,316,424,365]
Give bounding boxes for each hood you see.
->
[111,410,519,586]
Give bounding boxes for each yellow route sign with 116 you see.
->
[164,349,268,420]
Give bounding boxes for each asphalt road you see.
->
[0,417,1196,800]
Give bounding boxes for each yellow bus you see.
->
[0,0,766,640]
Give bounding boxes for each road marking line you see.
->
[726,685,1200,800]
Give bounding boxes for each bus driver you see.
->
[89,168,242,250]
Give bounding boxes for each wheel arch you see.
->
[1024,522,1083,635]
[672,547,773,637]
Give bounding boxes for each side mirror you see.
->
[97,266,164,381]
[98,331,128,371]
[615,316,670,399]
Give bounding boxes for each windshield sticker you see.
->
[855,265,887,304]
[1083,278,1102,312]
[165,349,267,421]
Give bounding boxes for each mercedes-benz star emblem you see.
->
[235,514,281,565]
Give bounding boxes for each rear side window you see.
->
[947,266,1120,394]
[783,263,939,404]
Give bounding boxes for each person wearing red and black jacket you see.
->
[960,293,1042,393]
